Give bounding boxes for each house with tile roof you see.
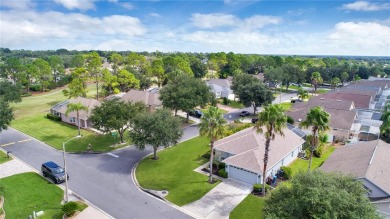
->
[214,126,305,185]
[108,88,162,112]
[318,92,372,109]
[320,140,390,218]
[50,97,101,129]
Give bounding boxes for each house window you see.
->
[70,117,76,123]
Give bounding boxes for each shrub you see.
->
[46,113,61,121]
[218,169,228,178]
[202,151,211,160]
[62,201,78,216]
[287,116,294,124]
[280,166,292,180]
[314,145,324,158]
[305,149,311,159]
[218,162,225,170]
[253,184,270,193]
[222,97,230,105]
[21,92,32,97]
[29,84,41,91]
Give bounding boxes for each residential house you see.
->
[50,97,101,129]
[318,92,372,109]
[214,126,305,185]
[320,140,390,218]
[119,87,162,112]
[286,98,357,142]
[206,78,235,100]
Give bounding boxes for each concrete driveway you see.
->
[182,179,252,219]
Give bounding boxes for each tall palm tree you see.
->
[297,88,309,101]
[66,102,88,136]
[299,106,330,171]
[199,106,227,183]
[311,72,323,94]
[255,104,287,196]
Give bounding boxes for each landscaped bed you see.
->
[230,194,264,219]
[135,136,219,206]
[11,115,130,153]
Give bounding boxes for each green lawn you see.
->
[316,89,330,94]
[136,136,219,206]
[0,172,63,219]
[0,150,12,164]
[201,107,228,115]
[218,99,245,109]
[289,145,335,176]
[275,102,293,111]
[230,195,264,219]
[11,115,129,152]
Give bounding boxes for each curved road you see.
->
[0,126,199,219]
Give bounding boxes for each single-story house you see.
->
[318,92,372,109]
[214,126,305,185]
[320,140,390,218]
[206,78,235,100]
[50,97,101,129]
[118,87,162,112]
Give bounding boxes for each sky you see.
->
[0,0,389,56]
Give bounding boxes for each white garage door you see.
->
[229,165,258,185]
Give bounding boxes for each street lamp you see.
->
[62,135,82,202]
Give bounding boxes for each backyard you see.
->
[135,136,219,206]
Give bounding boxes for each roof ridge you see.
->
[363,141,380,177]
[215,128,255,147]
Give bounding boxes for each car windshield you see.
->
[52,167,64,174]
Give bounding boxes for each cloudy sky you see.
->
[1,0,389,56]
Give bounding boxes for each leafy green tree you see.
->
[380,102,390,142]
[65,102,88,136]
[125,52,148,73]
[110,52,124,75]
[159,74,211,122]
[282,63,304,91]
[48,55,64,85]
[254,104,287,195]
[311,71,323,94]
[33,58,52,92]
[85,52,102,99]
[189,55,207,78]
[117,69,140,92]
[163,55,193,80]
[198,106,227,183]
[3,57,22,85]
[90,98,146,143]
[231,74,274,114]
[24,63,39,92]
[150,59,165,87]
[297,88,309,101]
[130,109,183,160]
[70,54,85,68]
[0,81,22,103]
[264,171,381,219]
[101,68,120,95]
[62,68,88,98]
[299,106,330,171]
[330,77,341,89]
[340,71,349,86]
[0,98,14,132]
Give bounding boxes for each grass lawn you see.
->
[217,99,244,109]
[230,194,264,219]
[136,136,219,206]
[316,89,330,94]
[289,145,335,176]
[275,102,293,111]
[201,107,228,115]
[11,115,130,152]
[0,172,63,219]
[0,150,12,164]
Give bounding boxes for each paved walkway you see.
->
[182,179,252,219]
[0,149,111,219]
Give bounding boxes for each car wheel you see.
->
[43,172,47,177]
[54,178,58,184]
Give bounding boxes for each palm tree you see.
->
[297,88,309,101]
[66,102,88,136]
[255,104,287,196]
[311,72,323,94]
[330,77,341,89]
[199,106,227,183]
[299,106,330,171]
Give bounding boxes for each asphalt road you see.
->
[0,127,198,219]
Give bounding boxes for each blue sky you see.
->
[0,0,389,56]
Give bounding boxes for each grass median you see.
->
[0,150,12,164]
[135,136,219,206]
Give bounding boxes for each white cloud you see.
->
[341,1,390,11]
[53,0,95,10]
[149,13,161,18]
[0,10,146,48]
[120,3,134,10]
[0,0,34,10]
[191,13,281,30]
[107,0,118,2]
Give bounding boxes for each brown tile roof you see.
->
[286,107,356,131]
[292,97,354,111]
[329,88,377,99]
[320,140,390,195]
[121,89,162,106]
[215,127,305,174]
[318,92,371,109]
[57,97,101,120]
[354,80,390,89]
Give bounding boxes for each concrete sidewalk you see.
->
[182,179,252,219]
[0,149,111,219]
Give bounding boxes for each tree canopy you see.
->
[264,171,381,219]
[130,109,183,160]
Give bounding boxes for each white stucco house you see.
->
[213,126,305,185]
